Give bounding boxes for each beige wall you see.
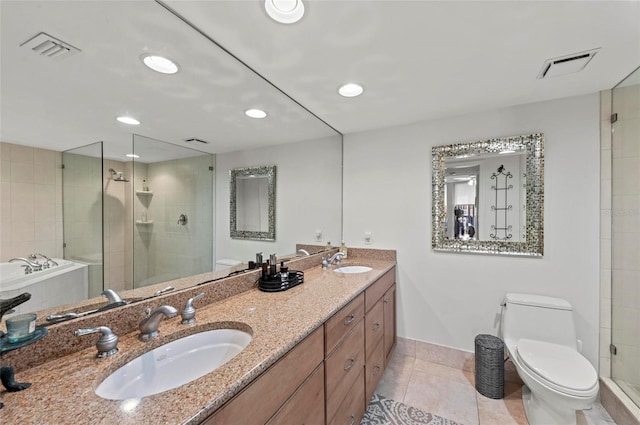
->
[0,142,63,262]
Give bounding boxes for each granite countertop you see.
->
[1,257,396,424]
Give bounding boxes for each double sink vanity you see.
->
[1,248,396,425]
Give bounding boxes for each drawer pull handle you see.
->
[350,413,355,425]
[344,357,355,370]
[373,365,381,375]
[373,323,381,331]
[344,314,355,325]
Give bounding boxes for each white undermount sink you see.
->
[96,328,252,400]
[333,265,373,274]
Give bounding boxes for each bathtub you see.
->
[0,259,88,315]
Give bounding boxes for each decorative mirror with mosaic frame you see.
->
[432,133,544,256]
[230,165,276,241]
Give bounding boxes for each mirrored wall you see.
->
[0,1,342,319]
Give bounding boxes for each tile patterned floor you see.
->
[374,338,617,425]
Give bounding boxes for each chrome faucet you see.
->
[28,253,58,268]
[181,293,205,324]
[74,326,119,358]
[139,305,177,341]
[153,286,175,297]
[297,249,310,256]
[322,252,345,270]
[101,289,123,304]
[9,258,42,273]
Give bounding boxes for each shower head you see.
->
[108,168,129,182]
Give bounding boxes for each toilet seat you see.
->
[516,339,598,397]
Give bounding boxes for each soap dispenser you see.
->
[339,241,348,258]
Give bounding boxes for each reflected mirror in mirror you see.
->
[432,133,544,256]
[230,166,276,240]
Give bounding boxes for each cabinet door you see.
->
[267,363,325,425]
[365,339,385,404]
[383,284,396,362]
[328,368,366,425]
[325,319,365,422]
[365,298,384,361]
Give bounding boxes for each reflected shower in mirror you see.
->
[132,135,214,289]
[230,165,276,240]
[432,133,544,256]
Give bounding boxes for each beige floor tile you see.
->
[396,337,416,358]
[577,410,617,425]
[581,402,617,423]
[505,359,524,385]
[404,368,480,425]
[477,381,528,425]
[413,356,475,386]
[415,340,475,371]
[375,352,415,401]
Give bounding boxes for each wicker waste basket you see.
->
[474,334,504,399]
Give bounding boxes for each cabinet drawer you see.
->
[365,298,384,361]
[365,339,385,404]
[267,363,325,425]
[329,367,365,425]
[205,326,324,425]
[325,319,365,421]
[365,267,395,312]
[325,293,364,356]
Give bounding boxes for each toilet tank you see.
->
[502,293,577,350]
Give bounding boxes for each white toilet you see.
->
[501,293,599,425]
[215,259,242,272]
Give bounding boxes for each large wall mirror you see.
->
[432,133,544,256]
[0,1,342,319]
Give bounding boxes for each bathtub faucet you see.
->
[9,258,42,273]
[28,253,58,268]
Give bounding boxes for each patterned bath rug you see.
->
[361,393,461,425]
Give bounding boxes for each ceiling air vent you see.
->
[184,138,210,145]
[537,48,600,79]
[20,32,81,60]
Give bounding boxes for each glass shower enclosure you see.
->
[611,65,640,408]
[62,142,104,299]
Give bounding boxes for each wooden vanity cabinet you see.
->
[203,267,397,425]
[204,326,324,425]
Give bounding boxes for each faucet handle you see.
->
[182,292,205,324]
[74,326,118,358]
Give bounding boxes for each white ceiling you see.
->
[1,0,639,161]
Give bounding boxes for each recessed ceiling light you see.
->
[116,116,140,125]
[265,0,304,24]
[338,83,364,98]
[141,54,179,74]
[125,153,140,158]
[245,109,267,119]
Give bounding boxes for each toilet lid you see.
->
[516,339,598,396]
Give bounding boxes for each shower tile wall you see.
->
[611,80,640,391]
[0,142,63,262]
